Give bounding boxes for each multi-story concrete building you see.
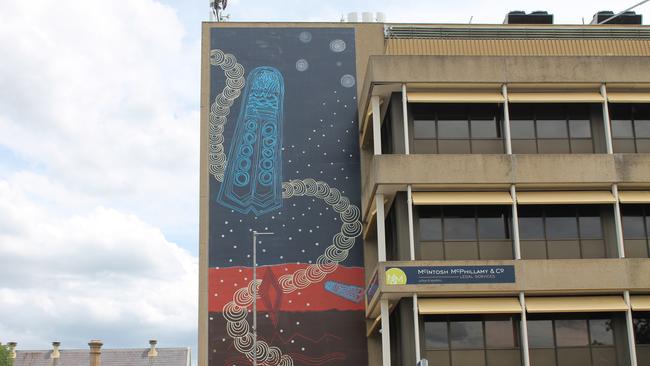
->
[200,10,650,366]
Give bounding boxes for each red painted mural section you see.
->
[209,265,365,312]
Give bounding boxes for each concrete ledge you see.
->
[362,153,650,220]
[366,258,650,317]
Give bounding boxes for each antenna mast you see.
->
[209,0,229,22]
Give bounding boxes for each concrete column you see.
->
[412,294,421,362]
[372,95,382,155]
[519,293,531,366]
[600,84,614,154]
[625,291,639,366]
[376,193,387,262]
[380,299,391,366]
[612,184,626,258]
[511,185,522,260]
[88,340,103,366]
[407,186,416,261]
[502,84,513,155]
[401,84,410,155]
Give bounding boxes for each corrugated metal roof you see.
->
[13,348,190,366]
[385,38,650,56]
[385,25,650,40]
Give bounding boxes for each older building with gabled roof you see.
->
[10,340,191,366]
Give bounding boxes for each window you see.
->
[424,315,521,366]
[610,103,650,153]
[621,204,650,258]
[528,314,623,366]
[518,205,610,259]
[380,106,395,154]
[411,103,505,154]
[634,312,650,366]
[418,205,513,260]
[510,103,596,154]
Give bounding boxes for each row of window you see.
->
[406,103,650,154]
[420,312,650,366]
[410,204,650,261]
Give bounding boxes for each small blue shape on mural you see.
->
[324,280,364,303]
[217,66,284,215]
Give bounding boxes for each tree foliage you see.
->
[0,344,12,366]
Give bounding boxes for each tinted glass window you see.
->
[612,120,634,138]
[555,319,589,347]
[518,206,545,240]
[589,319,614,346]
[528,320,554,347]
[622,205,646,239]
[578,206,603,239]
[635,120,650,138]
[579,216,603,239]
[438,120,469,138]
[634,314,650,344]
[425,321,449,349]
[477,206,509,240]
[510,120,536,139]
[444,206,477,240]
[420,218,443,241]
[537,120,568,138]
[569,120,592,138]
[485,319,517,348]
[450,321,484,349]
[471,119,499,138]
[414,120,436,139]
[545,207,578,240]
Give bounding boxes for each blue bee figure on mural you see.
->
[217,66,284,215]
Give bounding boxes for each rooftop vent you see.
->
[504,10,554,25]
[591,10,642,24]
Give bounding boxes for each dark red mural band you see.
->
[209,265,365,312]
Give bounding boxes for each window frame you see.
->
[418,205,514,260]
[621,204,650,258]
[527,313,620,366]
[518,204,607,259]
[411,103,506,154]
[423,314,522,366]
[510,103,596,154]
[610,103,650,153]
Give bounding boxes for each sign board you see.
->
[386,265,515,285]
[366,271,379,302]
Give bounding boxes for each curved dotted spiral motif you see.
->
[220,178,362,366]
[209,49,246,182]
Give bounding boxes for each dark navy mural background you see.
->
[208,27,367,366]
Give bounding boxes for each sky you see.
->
[0,0,647,364]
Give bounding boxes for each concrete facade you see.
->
[200,20,650,366]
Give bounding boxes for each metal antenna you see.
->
[598,0,649,24]
[209,0,230,22]
[251,231,274,366]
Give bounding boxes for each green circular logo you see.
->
[385,268,407,285]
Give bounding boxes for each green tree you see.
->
[0,344,12,366]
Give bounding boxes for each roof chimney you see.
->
[147,340,158,358]
[88,340,102,366]
[7,342,16,359]
[51,341,61,359]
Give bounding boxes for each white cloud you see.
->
[0,0,200,250]
[0,177,197,350]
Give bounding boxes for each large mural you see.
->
[207,27,367,365]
